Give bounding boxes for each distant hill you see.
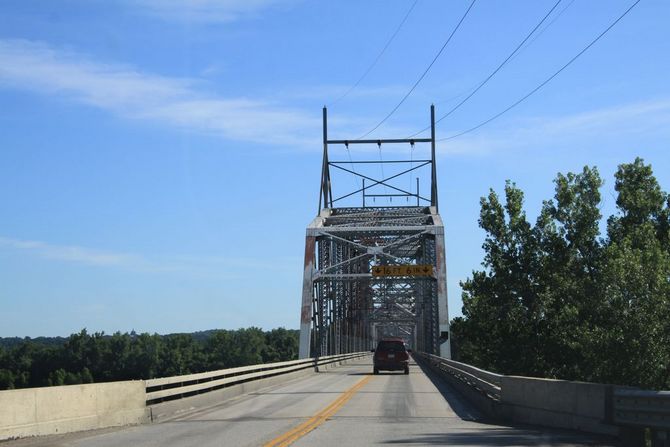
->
[164,329,220,343]
[0,328,298,349]
[0,336,68,349]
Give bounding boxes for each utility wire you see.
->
[332,2,419,200]
[408,143,415,203]
[429,0,574,126]
[378,143,388,200]
[507,0,576,65]
[344,143,360,192]
[436,88,470,106]
[407,0,563,138]
[357,0,477,140]
[331,0,419,106]
[439,0,641,143]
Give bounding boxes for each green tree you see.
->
[126,333,164,380]
[534,166,604,380]
[455,159,670,389]
[102,332,132,381]
[460,181,542,375]
[206,330,234,370]
[0,326,306,390]
[80,367,94,384]
[232,327,266,366]
[160,334,206,376]
[607,157,667,244]
[0,369,14,389]
[48,368,66,386]
[592,158,670,388]
[263,328,299,362]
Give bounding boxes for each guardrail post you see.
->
[652,429,669,447]
[619,427,646,447]
[604,385,613,424]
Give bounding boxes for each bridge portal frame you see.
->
[299,106,450,359]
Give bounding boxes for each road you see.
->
[6,358,615,447]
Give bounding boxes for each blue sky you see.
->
[1,0,668,337]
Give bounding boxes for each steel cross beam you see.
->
[300,107,450,359]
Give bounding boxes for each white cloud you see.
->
[0,236,299,277]
[522,99,670,138]
[0,39,444,152]
[128,0,294,23]
[6,40,664,158]
[200,63,225,77]
[0,39,320,147]
[0,236,148,268]
[270,84,410,104]
[436,98,670,156]
[170,254,301,272]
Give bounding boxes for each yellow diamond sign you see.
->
[371,264,433,277]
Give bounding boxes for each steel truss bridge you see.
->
[299,106,450,359]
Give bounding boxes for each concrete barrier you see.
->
[499,376,618,436]
[0,381,150,441]
[414,352,621,439]
[0,354,370,441]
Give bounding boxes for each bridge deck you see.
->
[6,358,614,446]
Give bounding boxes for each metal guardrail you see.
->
[418,351,670,443]
[145,352,369,405]
[613,388,670,431]
[417,352,502,400]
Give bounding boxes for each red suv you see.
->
[372,338,410,375]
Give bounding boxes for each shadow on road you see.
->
[382,429,612,446]
[412,357,483,422]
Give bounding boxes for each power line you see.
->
[439,0,641,143]
[344,143,359,192]
[430,0,575,124]
[407,0,563,138]
[331,2,419,199]
[507,0,576,65]
[378,142,388,200]
[357,0,477,140]
[331,0,419,106]
[435,89,469,106]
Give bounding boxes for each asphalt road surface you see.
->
[5,358,615,447]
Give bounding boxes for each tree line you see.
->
[451,158,670,390]
[0,327,298,390]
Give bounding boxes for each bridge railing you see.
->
[418,352,502,401]
[146,352,368,405]
[613,388,670,432]
[0,351,370,441]
[414,352,670,447]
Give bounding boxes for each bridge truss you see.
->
[299,106,450,359]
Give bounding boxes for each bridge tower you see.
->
[299,106,450,359]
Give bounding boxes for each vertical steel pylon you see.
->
[299,106,450,358]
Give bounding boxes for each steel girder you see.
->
[299,106,450,359]
[299,206,450,358]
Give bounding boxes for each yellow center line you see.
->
[263,375,374,447]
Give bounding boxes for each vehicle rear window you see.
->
[377,341,406,351]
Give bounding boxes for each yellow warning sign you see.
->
[371,264,433,277]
